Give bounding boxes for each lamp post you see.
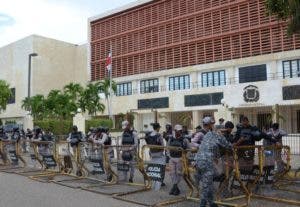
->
[28,53,38,98]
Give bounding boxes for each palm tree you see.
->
[21,95,46,120]
[98,78,117,118]
[0,80,12,112]
[63,82,83,101]
[79,83,105,116]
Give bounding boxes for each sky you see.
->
[0,0,136,47]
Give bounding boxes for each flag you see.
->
[105,51,112,72]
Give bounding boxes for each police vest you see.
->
[169,137,186,158]
[146,133,163,153]
[70,132,82,146]
[122,131,134,145]
[103,134,112,146]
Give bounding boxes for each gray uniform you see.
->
[168,137,189,185]
[120,130,138,181]
[265,129,287,172]
[195,131,232,207]
[146,131,165,190]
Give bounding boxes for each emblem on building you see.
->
[243,85,259,102]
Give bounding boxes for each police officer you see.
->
[120,120,138,183]
[195,117,232,207]
[163,123,173,142]
[233,116,262,172]
[266,123,287,173]
[67,126,85,174]
[145,122,165,191]
[168,124,189,196]
[182,125,192,142]
[0,126,9,164]
[92,126,113,181]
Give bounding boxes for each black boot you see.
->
[169,184,176,195]
[199,199,207,207]
[172,184,180,196]
[129,177,133,183]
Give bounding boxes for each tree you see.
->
[22,95,45,120]
[63,82,83,102]
[45,90,77,119]
[265,0,300,35]
[98,78,117,118]
[0,80,12,112]
[79,83,105,116]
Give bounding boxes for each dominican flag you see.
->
[105,51,112,72]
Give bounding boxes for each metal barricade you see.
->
[0,140,26,172]
[28,140,66,182]
[81,144,150,196]
[113,145,191,206]
[8,140,44,175]
[55,142,114,189]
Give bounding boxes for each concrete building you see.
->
[0,35,88,128]
[88,0,300,133]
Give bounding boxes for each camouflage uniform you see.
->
[195,131,232,207]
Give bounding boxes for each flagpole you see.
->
[109,44,113,120]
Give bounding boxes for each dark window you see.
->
[169,75,190,91]
[282,85,300,100]
[7,88,15,104]
[283,59,300,79]
[116,82,132,96]
[202,70,226,87]
[239,64,267,83]
[184,92,223,107]
[297,110,300,133]
[138,97,169,109]
[140,78,159,94]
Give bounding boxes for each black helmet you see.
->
[72,125,78,131]
[225,121,234,129]
[103,127,109,133]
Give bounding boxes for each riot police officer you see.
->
[145,122,165,190]
[168,124,189,195]
[120,120,138,183]
[233,116,262,171]
[195,117,232,207]
[92,126,113,181]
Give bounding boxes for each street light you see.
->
[28,53,38,98]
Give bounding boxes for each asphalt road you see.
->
[0,173,141,207]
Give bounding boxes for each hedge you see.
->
[34,119,73,136]
[85,119,113,133]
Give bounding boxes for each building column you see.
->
[192,110,200,130]
[23,115,33,130]
[73,113,85,133]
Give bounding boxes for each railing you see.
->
[115,72,299,96]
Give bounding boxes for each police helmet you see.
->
[72,125,78,132]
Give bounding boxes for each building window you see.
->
[116,82,132,96]
[283,59,300,79]
[140,79,159,94]
[7,88,15,104]
[201,70,226,87]
[169,75,190,91]
[239,64,267,83]
[257,113,272,131]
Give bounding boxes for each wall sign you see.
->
[185,92,223,107]
[42,155,57,168]
[138,97,169,109]
[243,85,259,102]
[146,163,166,182]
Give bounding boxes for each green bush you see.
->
[34,119,72,135]
[85,119,113,133]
